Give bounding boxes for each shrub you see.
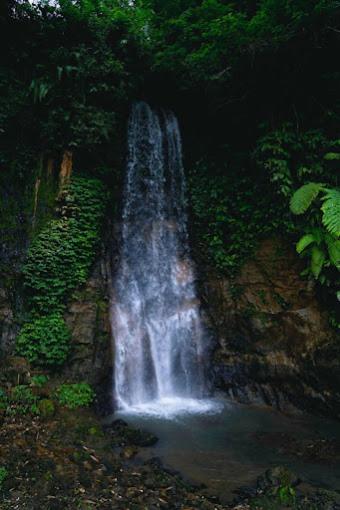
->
[11,385,36,404]
[16,314,71,367]
[3,385,40,416]
[56,383,95,410]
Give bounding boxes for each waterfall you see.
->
[111,102,215,416]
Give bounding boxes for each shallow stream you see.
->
[115,398,340,503]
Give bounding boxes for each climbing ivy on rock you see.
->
[16,176,106,367]
[23,177,106,313]
[16,313,71,367]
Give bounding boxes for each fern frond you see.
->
[325,234,340,270]
[324,152,340,160]
[296,234,316,254]
[290,182,324,215]
[311,245,326,279]
[321,188,340,237]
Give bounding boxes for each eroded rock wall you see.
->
[64,253,112,387]
[199,238,340,417]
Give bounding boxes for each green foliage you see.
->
[0,467,8,490]
[310,245,326,279]
[255,125,338,198]
[250,484,297,509]
[23,177,106,314]
[150,0,337,87]
[31,374,50,388]
[56,383,95,410]
[277,484,297,506]
[289,183,339,321]
[326,235,340,268]
[321,188,340,237]
[0,385,40,416]
[16,176,106,368]
[324,152,340,161]
[16,314,71,367]
[290,184,340,239]
[11,385,37,405]
[290,184,340,278]
[256,122,339,324]
[290,183,325,215]
[1,0,150,156]
[189,161,292,273]
[296,234,316,254]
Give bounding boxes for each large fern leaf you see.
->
[321,188,340,237]
[296,228,324,254]
[310,245,326,279]
[325,234,340,270]
[290,182,324,215]
[296,234,316,254]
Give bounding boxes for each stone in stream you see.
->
[104,418,158,447]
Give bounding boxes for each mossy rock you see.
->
[105,419,158,447]
[38,399,55,419]
[265,466,299,488]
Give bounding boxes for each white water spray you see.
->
[111,102,218,417]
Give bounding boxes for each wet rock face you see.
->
[199,238,340,417]
[64,256,112,390]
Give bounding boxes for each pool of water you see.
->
[114,398,340,503]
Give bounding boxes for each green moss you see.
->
[38,399,55,418]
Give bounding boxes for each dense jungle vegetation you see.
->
[0,0,339,366]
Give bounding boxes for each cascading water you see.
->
[111,102,218,417]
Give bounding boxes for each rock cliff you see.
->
[199,238,340,417]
